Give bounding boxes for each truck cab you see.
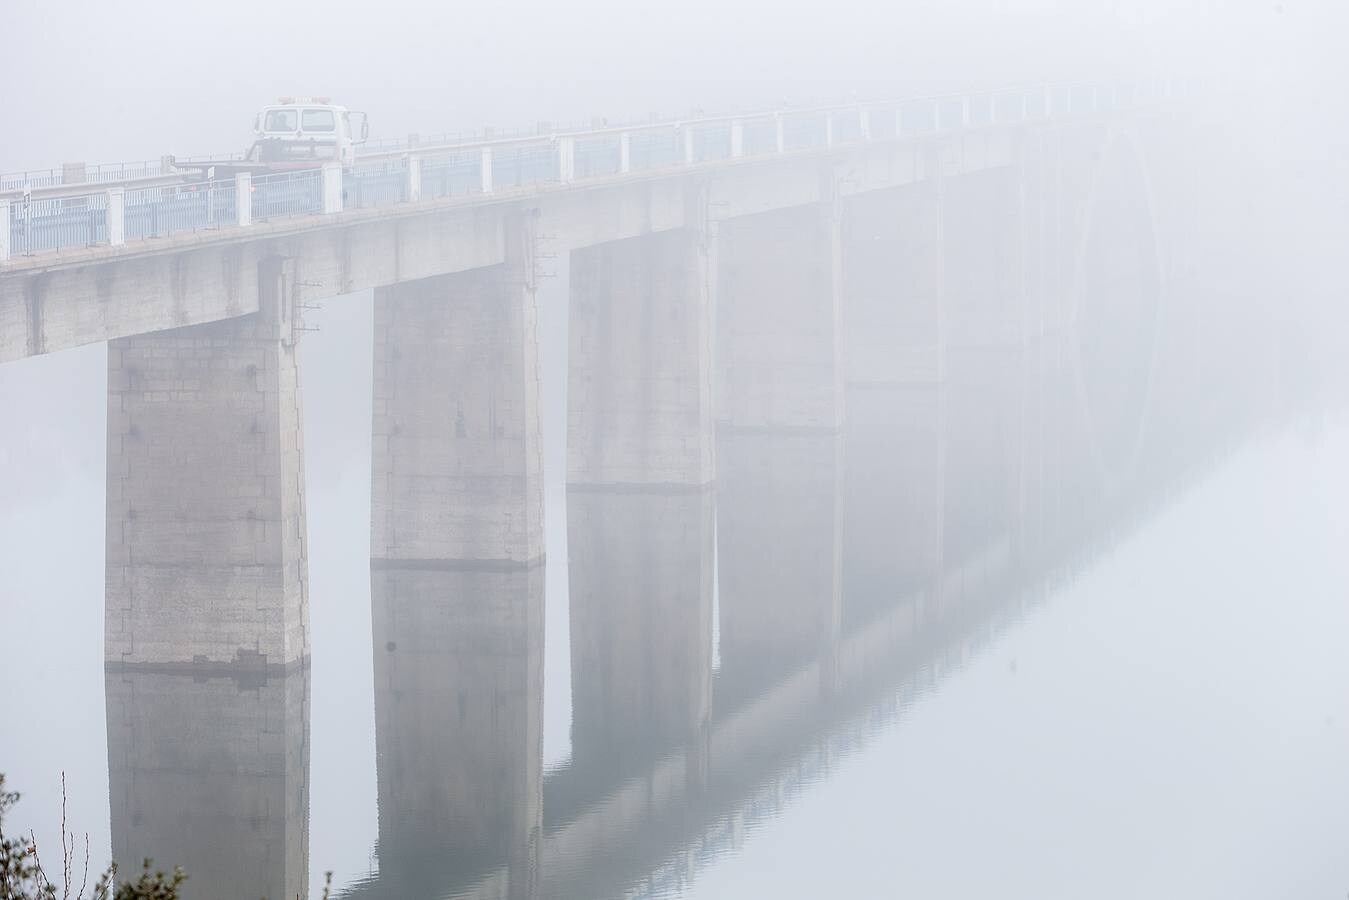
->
[252,98,369,167]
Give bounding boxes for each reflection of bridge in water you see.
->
[1,75,1296,898]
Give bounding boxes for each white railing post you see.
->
[559,136,576,183]
[0,199,10,262]
[107,186,125,247]
[321,162,343,214]
[683,126,695,165]
[235,172,252,227]
[962,96,971,127]
[480,147,493,193]
[825,113,834,147]
[620,132,631,173]
[775,113,785,154]
[730,119,744,158]
[859,106,871,141]
[407,154,422,202]
[1044,84,1053,118]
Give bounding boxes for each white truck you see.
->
[174,97,370,177]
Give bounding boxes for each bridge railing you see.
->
[0,77,1193,264]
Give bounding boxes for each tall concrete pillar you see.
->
[943,345,1022,572]
[568,214,714,487]
[105,668,310,900]
[715,431,842,689]
[841,384,945,629]
[566,489,714,776]
[716,198,843,431]
[106,258,308,671]
[371,566,544,899]
[371,214,544,565]
[843,179,945,387]
[944,165,1023,350]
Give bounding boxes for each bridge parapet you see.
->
[0,78,1187,265]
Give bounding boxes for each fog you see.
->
[3,1,1349,898]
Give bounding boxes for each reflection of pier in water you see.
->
[105,669,310,900]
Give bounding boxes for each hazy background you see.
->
[0,0,1325,172]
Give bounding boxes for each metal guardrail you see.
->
[252,170,323,220]
[124,179,237,240]
[0,77,1202,264]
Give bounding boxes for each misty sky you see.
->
[0,0,1320,173]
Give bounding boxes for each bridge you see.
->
[1,75,1212,674]
[2,66,1298,899]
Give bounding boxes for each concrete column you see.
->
[566,489,713,776]
[371,214,544,565]
[106,668,310,900]
[567,213,714,487]
[407,155,422,202]
[371,566,543,897]
[106,258,308,671]
[841,384,945,629]
[619,132,631,173]
[943,344,1021,574]
[944,165,1023,350]
[481,147,494,193]
[321,161,342,213]
[843,179,945,386]
[716,431,842,685]
[107,186,125,246]
[0,199,10,261]
[559,137,576,183]
[730,120,745,158]
[716,198,843,431]
[235,172,252,227]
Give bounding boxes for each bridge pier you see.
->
[716,200,843,431]
[716,431,842,688]
[567,219,714,487]
[371,214,544,566]
[105,259,308,671]
[371,566,543,897]
[944,164,1024,349]
[566,489,714,778]
[105,669,310,900]
[843,179,946,386]
[842,384,946,629]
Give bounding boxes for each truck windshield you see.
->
[263,109,297,132]
[301,109,336,132]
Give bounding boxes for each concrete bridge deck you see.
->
[0,78,1189,364]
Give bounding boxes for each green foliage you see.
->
[0,773,185,900]
[108,861,186,900]
[0,774,56,900]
